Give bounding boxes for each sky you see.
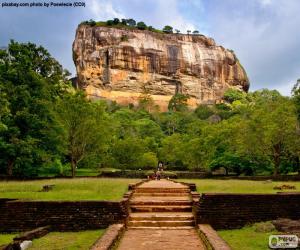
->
[0,0,299,95]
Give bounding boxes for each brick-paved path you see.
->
[117,228,206,250]
[117,179,206,250]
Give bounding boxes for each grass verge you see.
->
[179,179,300,193]
[218,224,276,250]
[0,178,138,201]
[30,230,104,250]
[0,233,17,246]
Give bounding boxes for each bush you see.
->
[139,152,158,169]
[195,105,214,120]
[163,25,173,34]
[137,22,147,30]
[224,88,246,103]
[253,222,275,233]
[121,35,128,42]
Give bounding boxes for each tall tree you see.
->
[55,93,111,177]
[0,41,69,177]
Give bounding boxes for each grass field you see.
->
[0,178,299,201]
[0,178,137,201]
[180,179,300,194]
[0,233,17,246]
[30,230,104,250]
[218,225,276,250]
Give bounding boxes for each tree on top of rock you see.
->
[163,25,173,34]
[137,21,147,30]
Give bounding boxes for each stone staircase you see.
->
[127,180,195,229]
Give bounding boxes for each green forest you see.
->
[1,41,300,177]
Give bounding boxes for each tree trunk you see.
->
[273,144,281,177]
[71,158,76,178]
[296,157,300,175]
[224,167,228,176]
[7,159,14,176]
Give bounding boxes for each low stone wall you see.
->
[198,224,231,250]
[90,224,125,250]
[195,193,300,229]
[0,199,128,232]
[210,175,300,181]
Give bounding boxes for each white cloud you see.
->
[88,0,125,20]
[206,0,300,96]
[260,0,273,6]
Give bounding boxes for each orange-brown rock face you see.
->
[73,25,249,111]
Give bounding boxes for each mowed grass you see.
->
[1,178,300,201]
[179,179,300,194]
[30,230,104,250]
[218,226,276,250]
[0,233,17,246]
[0,178,138,201]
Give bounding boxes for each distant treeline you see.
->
[0,41,300,178]
[80,18,200,35]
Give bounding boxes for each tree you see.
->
[175,29,180,34]
[106,20,114,26]
[0,41,69,177]
[192,30,199,35]
[159,133,187,170]
[55,93,110,177]
[163,25,173,34]
[111,137,146,169]
[138,93,157,112]
[137,21,147,30]
[133,118,163,142]
[121,19,127,25]
[223,88,246,103]
[238,94,299,176]
[187,30,191,35]
[194,105,214,120]
[292,79,300,122]
[139,152,158,169]
[113,18,120,25]
[88,19,96,26]
[168,94,189,112]
[148,26,155,32]
[126,18,136,27]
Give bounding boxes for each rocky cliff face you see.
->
[73,25,249,110]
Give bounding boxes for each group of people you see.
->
[149,162,164,180]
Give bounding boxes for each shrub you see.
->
[137,21,147,30]
[121,35,129,42]
[163,25,173,34]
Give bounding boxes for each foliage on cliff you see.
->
[0,41,299,177]
[80,18,199,35]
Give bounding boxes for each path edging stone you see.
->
[90,224,125,250]
[198,224,231,250]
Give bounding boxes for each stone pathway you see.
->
[117,179,206,250]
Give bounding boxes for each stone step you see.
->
[129,212,194,221]
[133,192,189,197]
[128,226,195,230]
[128,220,195,227]
[135,188,190,193]
[131,205,192,212]
[130,200,192,206]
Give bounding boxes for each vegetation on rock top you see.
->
[80,18,200,35]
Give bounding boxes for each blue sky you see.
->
[0,0,299,95]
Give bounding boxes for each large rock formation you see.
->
[73,25,249,110]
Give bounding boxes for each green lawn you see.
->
[218,225,276,250]
[0,233,17,246]
[0,178,138,201]
[1,178,299,201]
[180,179,300,193]
[30,230,104,250]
